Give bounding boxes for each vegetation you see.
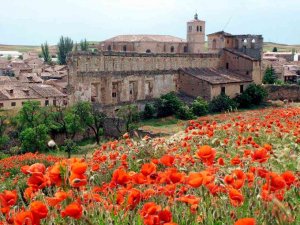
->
[57,36,74,65]
[1,107,299,224]
[80,39,89,51]
[272,47,278,52]
[191,97,209,116]
[209,94,238,113]
[263,66,276,84]
[41,42,52,64]
[235,84,268,108]
[155,92,184,118]
[143,103,156,119]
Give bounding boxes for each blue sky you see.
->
[0,0,299,45]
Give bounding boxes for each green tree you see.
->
[263,66,276,84]
[0,115,9,150]
[116,105,139,132]
[16,101,50,152]
[273,47,278,52]
[191,97,209,116]
[175,105,194,120]
[209,94,237,113]
[41,42,52,64]
[73,102,106,144]
[80,39,89,51]
[143,103,156,119]
[57,36,73,65]
[155,92,184,118]
[7,55,12,60]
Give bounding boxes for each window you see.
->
[199,26,202,32]
[184,46,188,53]
[0,103,3,108]
[221,87,226,95]
[197,26,199,32]
[112,92,117,98]
[188,26,192,32]
[170,46,175,53]
[146,49,151,53]
[240,85,244,93]
[246,71,249,75]
[108,45,112,51]
[45,100,49,106]
[123,45,127,52]
[226,63,229,69]
[53,99,57,106]
[11,102,16,107]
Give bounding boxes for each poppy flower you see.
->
[30,201,48,219]
[229,188,244,207]
[61,202,83,219]
[234,218,256,225]
[141,163,156,177]
[14,211,34,225]
[196,145,216,166]
[160,155,175,167]
[0,190,17,214]
[187,172,203,188]
[251,148,269,163]
[281,171,296,188]
[111,168,131,186]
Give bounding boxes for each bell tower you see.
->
[187,13,206,53]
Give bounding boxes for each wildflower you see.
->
[196,145,216,166]
[234,218,256,225]
[61,202,83,219]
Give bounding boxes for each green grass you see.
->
[138,117,181,127]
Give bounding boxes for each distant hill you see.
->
[0,42,299,53]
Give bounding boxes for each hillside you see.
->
[0,42,299,53]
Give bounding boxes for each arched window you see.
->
[243,39,248,49]
[146,49,151,53]
[197,26,199,32]
[170,46,175,53]
[184,46,188,53]
[251,39,256,49]
[108,45,112,51]
[123,45,127,52]
[199,26,202,32]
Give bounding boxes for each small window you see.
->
[45,100,49,106]
[11,102,16,107]
[146,49,151,53]
[240,85,244,93]
[197,26,199,32]
[108,45,112,51]
[112,92,117,98]
[199,26,202,32]
[221,87,226,95]
[0,103,3,108]
[170,46,175,53]
[184,46,188,53]
[188,26,192,32]
[53,99,57,106]
[226,63,229,69]
[123,45,127,52]
[246,71,249,75]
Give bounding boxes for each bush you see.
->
[175,105,194,120]
[155,92,184,118]
[191,97,209,116]
[263,66,276,84]
[143,103,156,119]
[235,84,267,108]
[209,94,238,113]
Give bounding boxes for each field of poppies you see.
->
[0,106,299,225]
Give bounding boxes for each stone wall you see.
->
[265,85,300,101]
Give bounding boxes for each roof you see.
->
[179,67,253,84]
[224,48,258,61]
[103,35,186,43]
[207,31,233,37]
[0,84,41,100]
[29,84,66,98]
[18,73,43,83]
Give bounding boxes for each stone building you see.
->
[67,15,263,114]
[99,14,205,54]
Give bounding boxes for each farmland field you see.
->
[0,106,299,225]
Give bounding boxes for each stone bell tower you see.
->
[187,13,206,53]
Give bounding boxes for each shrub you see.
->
[209,94,238,113]
[143,103,156,119]
[155,92,184,118]
[235,84,268,108]
[263,66,276,84]
[175,105,194,120]
[191,97,209,116]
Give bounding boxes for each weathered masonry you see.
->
[67,52,220,112]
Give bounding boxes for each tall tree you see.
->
[263,66,276,84]
[57,36,73,65]
[41,42,52,64]
[80,39,89,51]
[272,47,278,52]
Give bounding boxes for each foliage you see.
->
[191,97,209,116]
[274,79,285,85]
[263,66,276,84]
[209,94,238,112]
[7,55,12,60]
[41,42,52,64]
[273,47,278,52]
[116,104,140,132]
[155,92,184,118]
[61,139,79,158]
[175,105,194,120]
[143,103,156,119]
[1,107,300,224]
[57,36,73,65]
[0,115,9,150]
[235,84,268,108]
[80,39,89,51]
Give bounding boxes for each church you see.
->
[67,14,263,114]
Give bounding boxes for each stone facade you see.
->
[265,85,300,101]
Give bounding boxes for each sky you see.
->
[0,0,299,45]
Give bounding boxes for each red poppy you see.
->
[196,145,216,166]
[61,202,83,219]
[234,218,256,225]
